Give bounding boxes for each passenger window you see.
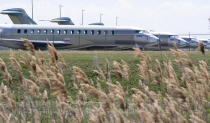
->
[78,30,81,34]
[98,31,101,35]
[43,30,47,34]
[112,31,115,35]
[24,29,27,34]
[37,30,41,34]
[104,31,108,35]
[17,29,21,34]
[85,30,88,34]
[57,30,61,34]
[91,30,94,35]
[50,30,54,34]
[30,30,34,34]
[71,30,74,34]
[64,30,67,34]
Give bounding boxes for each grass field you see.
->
[0,46,209,122]
[0,50,208,95]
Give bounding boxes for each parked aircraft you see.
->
[0,24,159,50]
[0,8,159,50]
[199,39,210,49]
[151,32,188,49]
[181,36,199,48]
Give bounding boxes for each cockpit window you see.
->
[170,35,179,38]
[138,30,149,34]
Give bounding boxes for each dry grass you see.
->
[0,44,209,123]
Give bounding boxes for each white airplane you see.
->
[199,39,210,49]
[0,8,159,50]
[181,36,199,48]
[0,24,159,50]
[151,32,188,48]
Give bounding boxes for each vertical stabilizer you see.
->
[50,17,74,25]
[0,8,37,24]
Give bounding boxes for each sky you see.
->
[0,0,210,39]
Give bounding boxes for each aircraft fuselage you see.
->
[0,24,158,50]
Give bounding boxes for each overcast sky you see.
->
[0,0,210,38]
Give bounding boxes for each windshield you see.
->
[137,30,150,34]
[170,35,179,38]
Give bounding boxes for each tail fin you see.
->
[50,17,74,25]
[0,8,37,25]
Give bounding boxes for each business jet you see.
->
[150,32,188,49]
[181,36,199,48]
[0,8,159,50]
[0,24,159,50]
[199,39,210,49]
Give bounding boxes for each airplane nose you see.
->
[149,35,159,44]
[180,40,188,47]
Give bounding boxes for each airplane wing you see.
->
[0,11,22,14]
[0,38,72,49]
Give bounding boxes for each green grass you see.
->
[0,50,208,98]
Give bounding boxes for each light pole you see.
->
[209,18,210,34]
[100,13,103,23]
[82,9,85,25]
[115,16,119,26]
[59,5,63,18]
[31,0,34,20]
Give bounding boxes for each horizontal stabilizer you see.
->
[89,22,104,26]
[50,17,74,25]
